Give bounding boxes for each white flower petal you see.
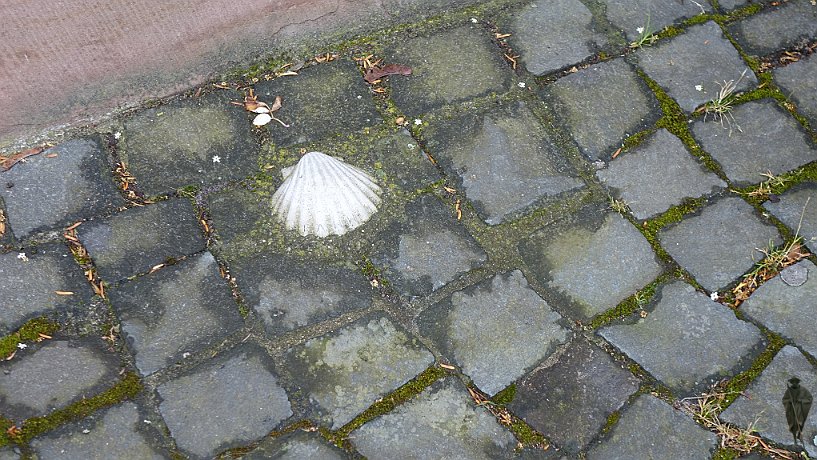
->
[253,113,273,126]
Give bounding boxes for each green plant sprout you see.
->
[700,69,750,135]
[630,15,658,49]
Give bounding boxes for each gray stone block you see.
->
[157,345,292,459]
[602,0,711,41]
[206,185,267,250]
[775,53,817,129]
[108,252,243,376]
[599,281,763,393]
[77,198,206,283]
[284,315,434,429]
[730,0,817,56]
[0,138,123,238]
[243,430,347,460]
[351,379,516,459]
[635,21,756,112]
[0,448,18,460]
[597,129,725,219]
[764,183,817,252]
[659,196,781,291]
[692,100,815,185]
[418,270,570,395]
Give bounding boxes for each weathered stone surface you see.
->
[77,198,206,283]
[692,100,815,185]
[587,394,717,459]
[721,345,817,456]
[387,25,511,115]
[0,138,123,238]
[0,243,94,333]
[255,59,381,147]
[374,195,486,298]
[157,345,292,459]
[602,0,711,41]
[730,0,817,56]
[351,379,516,459]
[506,0,607,75]
[230,251,371,337]
[597,129,725,219]
[521,212,662,319]
[244,430,347,460]
[635,21,757,112]
[121,90,259,196]
[0,341,118,420]
[0,448,17,460]
[284,316,433,429]
[775,53,817,128]
[545,59,660,160]
[510,338,640,453]
[742,260,817,357]
[418,271,570,395]
[660,196,781,291]
[423,101,584,224]
[764,183,817,252]
[600,281,763,393]
[109,252,243,375]
[206,185,267,249]
[31,402,165,459]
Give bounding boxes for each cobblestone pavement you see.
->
[1,0,817,458]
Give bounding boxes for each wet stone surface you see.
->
[775,53,817,128]
[597,129,725,219]
[255,59,381,147]
[243,430,347,460]
[121,90,259,196]
[545,58,660,161]
[521,211,662,320]
[692,100,815,185]
[720,345,817,457]
[510,337,640,453]
[764,183,817,251]
[284,315,434,429]
[351,379,516,459]
[0,138,124,239]
[230,251,371,337]
[506,0,607,76]
[108,252,243,376]
[741,260,817,357]
[586,394,717,459]
[729,0,817,56]
[0,340,119,420]
[634,21,757,112]
[0,242,93,333]
[387,25,511,116]
[660,196,781,291]
[206,185,268,252]
[422,101,584,224]
[30,402,165,459]
[599,281,763,394]
[602,0,711,41]
[157,344,292,459]
[418,270,570,396]
[77,198,206,283]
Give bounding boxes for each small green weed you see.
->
[698,69,750,135]
[609,196,631,215]
[630,16,658,49]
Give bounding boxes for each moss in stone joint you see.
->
[588,274,667,330]
[491,384,516,405]
[720,333,785,408]
[508,418,549,450]
[712,447,740,460]
[0,317,60,360]
[600,410,621,435]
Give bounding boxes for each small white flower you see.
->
[17,252,28,262]
[82,429,91,434]
[695,85,703,92]
[407,143,415,149]
[470,17,478,23]
[182,352,191,358]
[113,132,122,140]
[710,292,719,301]
[212,155,221,163]
[517,82,526,88]
[636,27,645,34]
[17,343,27,349]
[414,118,422,125]
[144,420,152,425]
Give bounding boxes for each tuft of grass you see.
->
[630,16,658,49]
[697,69,750,135]
[609,196,631,215]
[736,171,792,201]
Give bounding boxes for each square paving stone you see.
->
[634,21,757,112]
[418,270,570,396]
[121,90,260,197]
[597,129,725,219]
[692,100,815,185]
[599,281,763,393]
[510,337,640,453]
[351,379,516,459]
[720,345,817,456]
[206,185,267,251]
[255,59,381,147]
[764,183,817,251]
[505,0,608,76]
[230,250,372,337]
[373,194,487,299]
[729,0,817,57]
[243,430,347,460]
[602,0,711,42]
[0,449,17,460]
[0,242,94,333]
[284,315,434,429]
[0,340,119,421]
[586,394,717,459]
[775,54,817,129]
[30,402,165,460]
[422,101,584,224]
[742,260,817,358]
[108,252,243,376]
[0,138,124,239]
[544,59,661,160]
[520,211,663,320]
[386,25,512,116]
[77,198,206,283]
[157,344,292,459]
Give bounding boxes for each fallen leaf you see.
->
[45,153,58,158]
[269,95,282,112]
[440,363,456,370]
[612,147,622,159]
[364,64,412,83]
[253,113,273,126]
[2,146,45,171]
[54,291,74,296]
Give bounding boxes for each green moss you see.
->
[588,274,667,329]
[0,417,12,447]
[600,410,621,435]
[712,447,740,460]
[721,333,786,408]
[508,418,549,449]
[491,384,516,405]
[0,317,60,360]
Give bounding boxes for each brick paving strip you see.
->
[1,0,817,458]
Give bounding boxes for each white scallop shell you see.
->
[271,152,382,237]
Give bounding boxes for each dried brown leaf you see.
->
[364,64,412,83]
[2,146,45,171]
